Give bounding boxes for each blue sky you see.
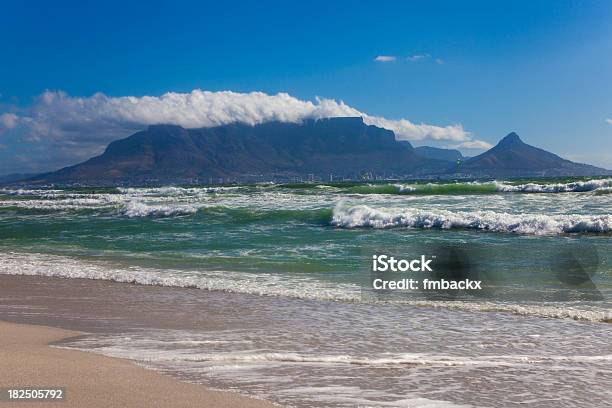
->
[1,0,612,173]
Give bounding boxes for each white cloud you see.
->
[408,54,430,62]
[606,118,612,125]
[0,89,486,171]
[0,113,19,131]
[12,89,472,143]
[374,55,396,62]
[447,140,493,150]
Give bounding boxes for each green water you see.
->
[0,178,610,309]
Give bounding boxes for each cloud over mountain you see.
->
[0,89,489,172]
[448,140,493,150]
[5,90,475,142]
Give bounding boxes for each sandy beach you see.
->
[0,320,277,408]
[1,271,611,407]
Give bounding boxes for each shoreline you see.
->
[2,272,612,407]
[0,320,278,407]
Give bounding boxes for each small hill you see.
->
[462,132,609,177]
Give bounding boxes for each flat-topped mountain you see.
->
[22,123,609,185]
[414,146,464,162]
[462,132,609,176]
[29,117,448,183]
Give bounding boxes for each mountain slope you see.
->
[0,173,39,184]
[414,146,464,162]
[30,117,450,183]
[25,127,609,184]
[462,132,609,176]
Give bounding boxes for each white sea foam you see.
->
[0,188,66,196]
[398,300,612,323]
[1,252,610,322]
[595,187,612,195]
[172,351,533,367]
[163,351,612,368]
[0,251,360,302]
[120,200,200,217]
[117,186,236,196]
[394,184,417,193]
[0,197,123,211]
[60,334,612,368]
[331,204,611,234]
[495,178,612,193]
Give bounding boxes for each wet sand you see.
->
[0,321,277,408]
[0,274,280,408]
[3,274,611,408]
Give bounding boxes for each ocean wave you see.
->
[0,197,122,213]
[120,201,200,217]
[331,204,611,234]
[1,252,610,322]
[200,206,333,224]
[117,202,334,221]
[594,187,612,195]
[315,179,612,195]
[399,300,612,323]
[63,335,612,367]
[171,351,612,367]
[344,182,496,195]
[0,188,66,196]
[3,179,611,201]
[173,351,523,367]
[117,186,233,196]
[0,251,360,302]
[496,178,612,193]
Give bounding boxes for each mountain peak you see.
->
[498,132,523,146]
[463,131,610,176]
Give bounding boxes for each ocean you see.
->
[1,178,611,407]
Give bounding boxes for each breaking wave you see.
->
[0,251,360,302]
[331,204,611,234]
[497,178,612,193]
[120,201,200,217]
[117,202,334,222]
[327,178,612,195]
[344,182,496,195]
[1,251,610,322]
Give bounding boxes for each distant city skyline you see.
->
[1,0,612,173]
